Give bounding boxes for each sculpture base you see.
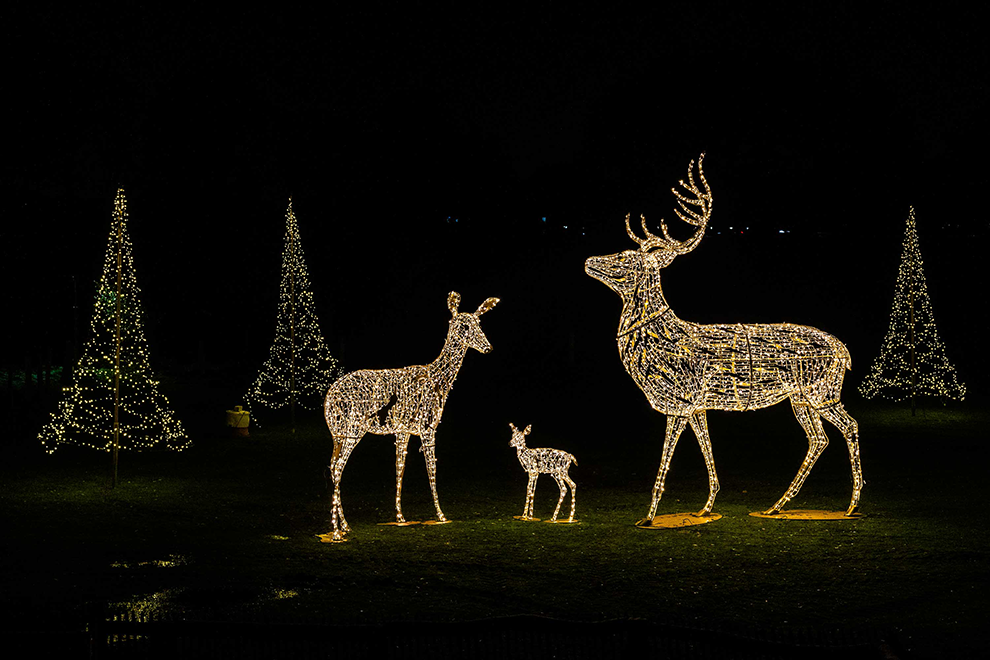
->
[749,510,863,520]
[635,512,722,529]
[421,519,453,526]
[316,533,347,543]
[513,515,541,522]
[544,518,580,524]
[378,521,422,526]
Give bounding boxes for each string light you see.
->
[38,189,188,454]
[244,200,341,425]
[321,292,499,542]
[858,207,965,411]
[509,423,578,523]
[584,155,863,522]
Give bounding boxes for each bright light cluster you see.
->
[321,292,498,542]
[244,200,341,419]
[584,155,863,521]
[509,423,577,522]
[859,207,965,404]
[38,189,188,454]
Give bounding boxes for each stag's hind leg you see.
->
[819,403,864,515]
[648,415,689,519]
[690,411,720,516]
[766,401,829,514]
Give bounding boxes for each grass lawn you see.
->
[1,394,987,658]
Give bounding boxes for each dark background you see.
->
[2,5,986,432]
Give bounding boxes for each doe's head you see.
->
[447,291,499,354]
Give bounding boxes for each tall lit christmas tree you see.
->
[39,189,189,472]
[859,207,965,412]
[244,200,341,429]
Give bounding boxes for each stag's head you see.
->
[509,422,532,448]
[448,291,499,354]
[585,154,712,295]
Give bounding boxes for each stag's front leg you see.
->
[394,433,411,523]
[420,430,446,522]
[648,415,688,520]
[690,411,720,515]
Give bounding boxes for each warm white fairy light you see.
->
[38,189,188,454]
[585,155,863,520]
[244,200,341,421]
[321,292,499,542]
[509,423,578,522]
[859,207,965,408]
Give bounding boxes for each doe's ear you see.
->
[447,291,461,316]
[524,425,532,435]
[475,297,499,316]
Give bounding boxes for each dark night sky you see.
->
[3,5,988,402]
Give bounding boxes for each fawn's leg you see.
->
[525,473,538,518]
[563,470,577,521]
[550,474,567,522]
[648,415,688,520]
[394,433,411,523]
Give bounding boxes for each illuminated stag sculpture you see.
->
[509,423,578,523]
[323,292,498,542]
[584,155,863,521]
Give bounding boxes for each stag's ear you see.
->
[475,297,499,316]
[447,291,461,316]
[524,425,532,435]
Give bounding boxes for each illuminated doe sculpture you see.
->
[584,155,863,524]
[322,292,499,542]
[509,423,578,523]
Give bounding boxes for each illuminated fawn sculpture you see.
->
[584,155,863,522]
[322,292,499,542]
[509,423,578,523]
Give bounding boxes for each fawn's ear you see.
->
[447,291,461,316]
[509,422,517,432]
[524,425,532,435]
[475,297,499,316]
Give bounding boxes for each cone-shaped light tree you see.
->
[859,207,966,412]
[39,189,189,470]
[244,200,341,429]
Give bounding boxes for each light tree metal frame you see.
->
[245,200,341,428]
[584,155,863,520]
[509,423,577,523]
[858,207,965,412]
[38,189,188,468]
[322,292,498,542]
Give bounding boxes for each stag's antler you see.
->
[627,154,712,255]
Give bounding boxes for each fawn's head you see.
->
[448,291,499,354]
[509,423,532,448]
[585,154,711,295]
